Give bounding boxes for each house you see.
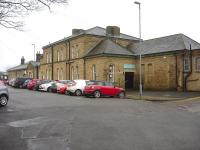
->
[7,54,41,79]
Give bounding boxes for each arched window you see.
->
[75,66,79,79]
[57,68,59,80]
[49,69,51,80]
[61,49,63,61]
[109,64,115,82]
[71,67,74,80]
[196,57,200,71]
[184,57,190,72]
[71,46,74,59]
[92,65,96,80]
[46,53,49,63]
[57,50,60,62]
[60,68,63,80]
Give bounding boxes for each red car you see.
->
[83,81,125,98]
[27,79,40,90]
[57,84,68,94]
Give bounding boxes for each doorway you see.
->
[125,72,134,89]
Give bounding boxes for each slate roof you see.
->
[130,34,200,55]
[43,26,140,48]
[85,38,134,57]
[7,61,40,72]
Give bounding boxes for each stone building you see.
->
[38,26,200,91]
[7,54,41,79]
[40,26,200,91]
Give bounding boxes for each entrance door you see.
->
[125,72,134,89]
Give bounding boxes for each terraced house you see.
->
[9,25,196,91]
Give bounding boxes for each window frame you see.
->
[184,57,190,72]
[92,64,96,80]
[196,57,200,72]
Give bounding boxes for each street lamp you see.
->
[32,44,35,61]
[134,1,143,98]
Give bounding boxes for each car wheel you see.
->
[0,95,8,107]
[33,86,36,91]
[94,91,101,98]
[75,89,82,96]
[47,87,51,92]
[118,91,125,98]
[65,90,70,95]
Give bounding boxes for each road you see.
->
[0,87,200,150]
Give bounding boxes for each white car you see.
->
[66,80,89,96]
[39,81,54,92]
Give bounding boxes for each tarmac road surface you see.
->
[0,87,200,150]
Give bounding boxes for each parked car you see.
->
[0,82,9,107]
[39,81,55,92]
[66,80,89,96]
[13,77,32,88]
[27,79,40,90]
[32,80,51,91]
[8,78,16,86]
[57,80,71,94]
[83,80,125,98]
[22,79,31,89]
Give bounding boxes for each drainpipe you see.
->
[68,40,71,80]
[51,45,54,80]
[175,53,178,90]
[185,44,193,91]
[83,58,86,79]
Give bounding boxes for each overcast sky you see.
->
[0,0,200,71]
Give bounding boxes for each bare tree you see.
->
[0,0,67,30]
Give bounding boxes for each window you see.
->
[196,57,200,71]
[61,49,63,61]
[71,67,74,80]
[75,66,79,79]
[57,50,60,62]
[92,65,96,80]
[184,58,190,72]
[49,53,51,63]
[46,53,49,63]
[60,68,63,80]
[57,68,59,80]
[49,69,51,80]
[46,69,48,80]
[71,46,74,59]
[147,63,153,83]
[141,64,145,83]
[76,45,79,58]
[109,64,115,82]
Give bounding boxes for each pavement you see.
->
[126,90,200,102]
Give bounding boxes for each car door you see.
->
[102,82,115,96]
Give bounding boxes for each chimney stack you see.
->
[36,51,42,62]
[106,26,120,37]
[72,29,84,35]
[21,56,25,65]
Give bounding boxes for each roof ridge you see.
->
[143,33,182,42]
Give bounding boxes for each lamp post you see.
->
[32,44,35,61]
[134,1,142,98]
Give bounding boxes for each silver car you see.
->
[0,83,9,107]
